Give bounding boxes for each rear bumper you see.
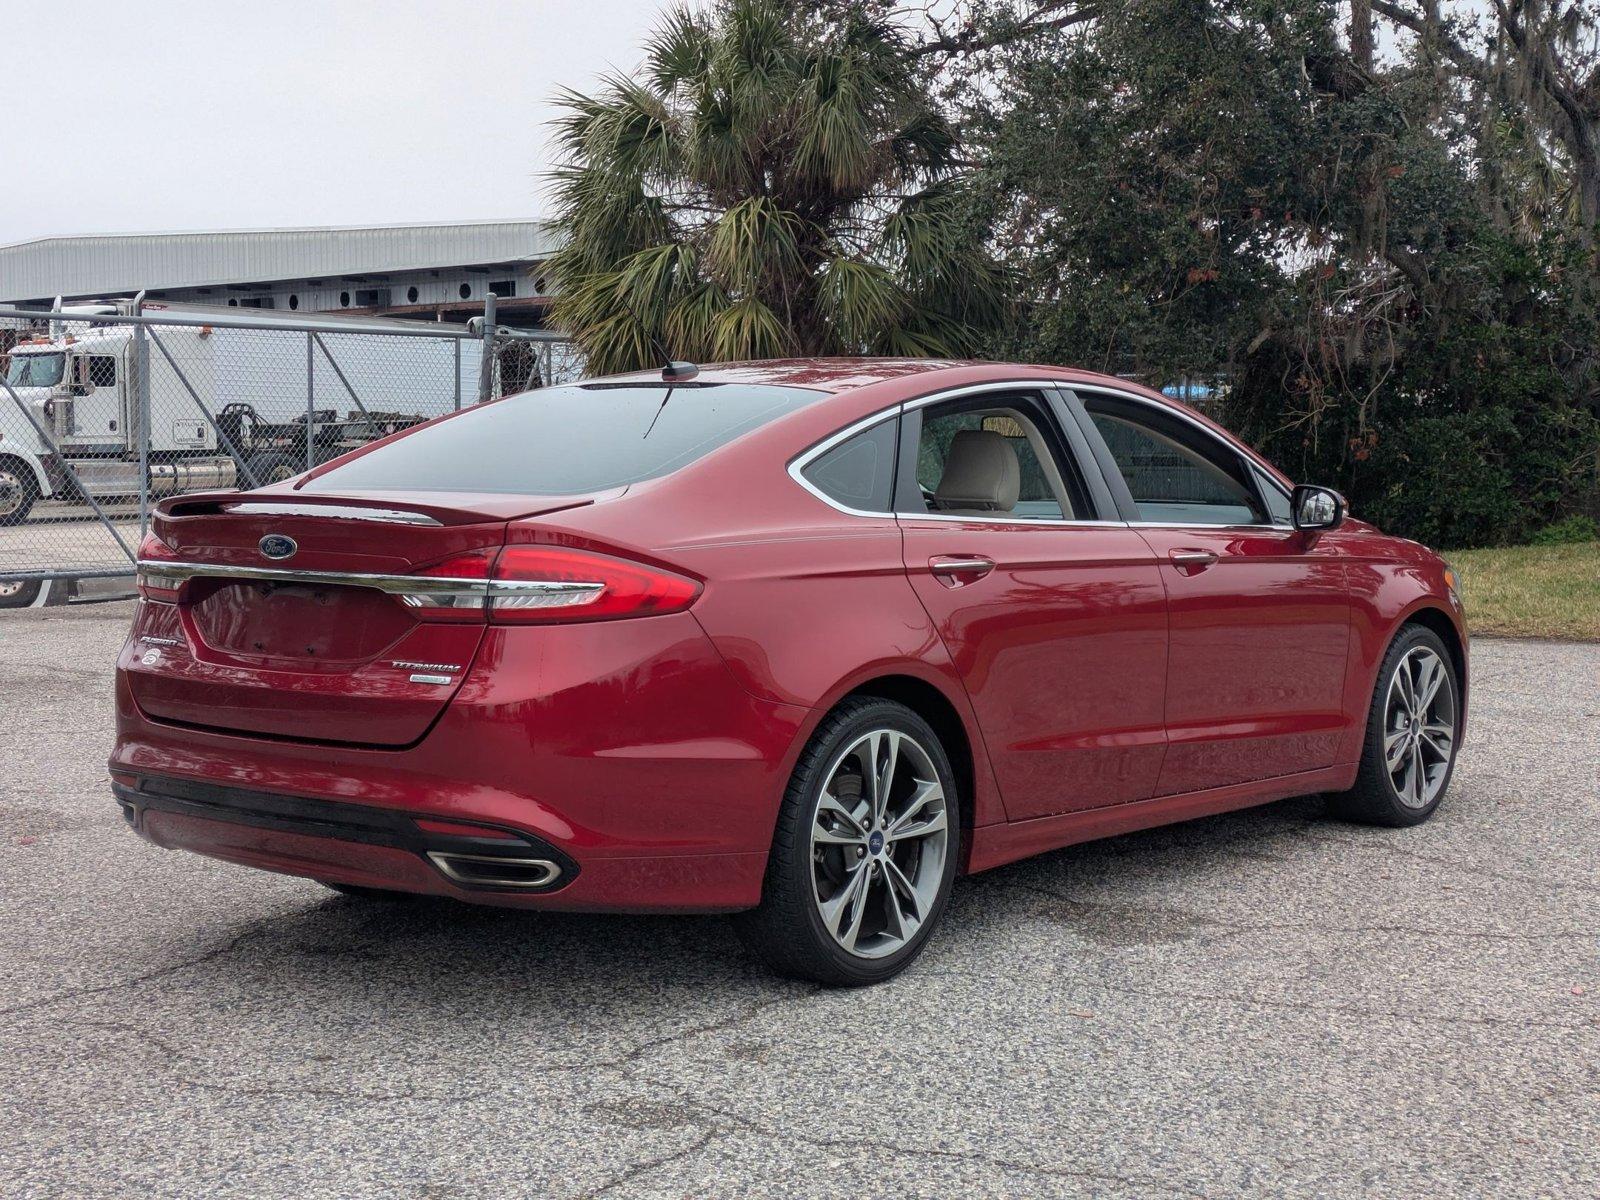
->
[110,608,810,912]
[115,773,768,913]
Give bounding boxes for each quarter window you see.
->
[801,419,897,513]
[1081,395,1267,526]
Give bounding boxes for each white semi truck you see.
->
[0,303,486,525]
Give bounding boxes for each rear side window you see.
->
[800,419,897,512]
[303,382,823,495]
[906,392,1091,520]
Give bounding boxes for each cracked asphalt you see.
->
[2,601,1597,1199]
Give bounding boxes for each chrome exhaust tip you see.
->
[426,851,562,890]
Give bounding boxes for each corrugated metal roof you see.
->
[0,220,561,303]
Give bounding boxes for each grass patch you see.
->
[1445,540,1600,641]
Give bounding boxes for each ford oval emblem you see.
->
[259,534,298,560]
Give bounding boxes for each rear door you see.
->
[894,385,1169,821]
[1067,388,1351,795]
[124,493,533,746]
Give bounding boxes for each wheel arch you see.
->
[841,674,978,843]
[1402,605,1465,682]
[0,449,51,493]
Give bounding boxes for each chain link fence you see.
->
[0,299,580,607]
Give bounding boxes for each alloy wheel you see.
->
[1384,646,1457,809]
[809,728,949,959]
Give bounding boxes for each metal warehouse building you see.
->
[0,219,561,328]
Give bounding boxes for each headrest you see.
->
[933,429,1021,512]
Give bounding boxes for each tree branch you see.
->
[910,2,1099,59]
[1369,0,1486,82]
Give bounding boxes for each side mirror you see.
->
[1292,484,1346,532]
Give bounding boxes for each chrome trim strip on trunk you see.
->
[135,559,604,605]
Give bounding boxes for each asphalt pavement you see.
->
[2,601,1596,1198]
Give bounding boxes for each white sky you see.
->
[2,0,664,245]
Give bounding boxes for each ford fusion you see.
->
[112,360,1466,985]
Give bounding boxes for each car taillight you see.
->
[394,550,497,621]
[489,546,700,624]
[401,546,700,624]
[135,532,182,602]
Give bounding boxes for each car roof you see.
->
[595,357,1161,396]
[591,357,1291,492]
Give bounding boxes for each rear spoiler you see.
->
[158,489,603,525]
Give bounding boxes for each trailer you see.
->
[0,304,483,524]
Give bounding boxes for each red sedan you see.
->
[112,359,1466,985]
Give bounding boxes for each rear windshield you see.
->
[301,381,823,495]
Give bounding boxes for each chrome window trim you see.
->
[895,512,1125,529]
[1123,521,1299,533]
[787,410,905,519]
[788,377,1299,531]
[788,379,1131,525]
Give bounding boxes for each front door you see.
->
[897,388,1169,821]
[1072,390,1351,796]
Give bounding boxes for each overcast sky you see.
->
[2,0,664,245]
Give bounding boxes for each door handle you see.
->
[928,555,995,585]
[1169,549,1219,571]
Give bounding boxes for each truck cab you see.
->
[1,317,221,524]
[0,335,77,522]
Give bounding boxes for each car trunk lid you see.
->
[125,490,596,746]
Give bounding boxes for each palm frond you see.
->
[546,0,1005,368]
[666,281,733,360]
[816,256,908,353]
[645,5,711,98]
[712,295,793,360]
[706,197,805,292]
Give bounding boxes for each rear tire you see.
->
[0,458,38,526]
[1327,624,1461,827]
[733,698,960,987]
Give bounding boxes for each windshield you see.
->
[302,381,825,495]
[4,353,65,388]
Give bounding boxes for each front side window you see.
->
[906,394,1086,520]
[304,381,823,496]
[1082,395,1267,526]
[88,356,117,388]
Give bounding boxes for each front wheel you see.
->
[733,698,960,986]
[1327,624,1461,827]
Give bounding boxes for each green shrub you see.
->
[1529,516,1600,545]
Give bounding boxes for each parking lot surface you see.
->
[0,505,139,578]
[1,601,1596,1198]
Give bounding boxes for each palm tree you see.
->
[547,0,1008,374]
